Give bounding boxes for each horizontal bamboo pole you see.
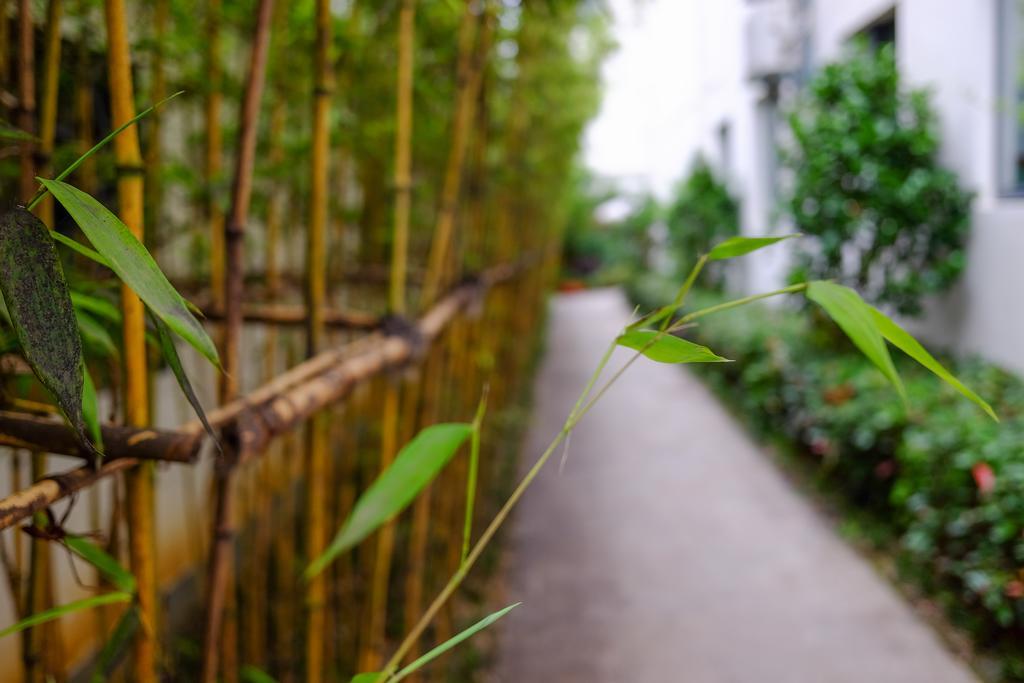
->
[0,410,199,463]
[200,303,378,330]
[0,458,137,530]
[0,260,528,532]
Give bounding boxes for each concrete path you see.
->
[491,289,978,683]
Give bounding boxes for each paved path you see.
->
[492,289,978,683]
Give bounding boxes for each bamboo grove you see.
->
[0,1,611,680]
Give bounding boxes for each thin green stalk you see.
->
[380,279,811,681]
[25,91,183,210]
[461,387,488,565]
[673,283,808,328]
[659,254,707,331]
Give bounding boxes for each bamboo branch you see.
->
[202,1,275,680]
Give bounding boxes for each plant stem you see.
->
[674,283,808,327]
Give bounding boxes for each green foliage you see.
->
[306,422,474,580]
[665,157,738,287]
[0,207,96,458]
[628,273,1023,676]
[616,329,729,364]
[0,592,133,639]
[784,43,972,315]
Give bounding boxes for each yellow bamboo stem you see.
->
[305,1,332,680]
[206,0,225,309]
[144,0,167,240]
[36,0,62,227]
[420,2,491,308]
[17,0,35,202]
[103,1,156,680]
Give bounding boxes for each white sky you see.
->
[583,0,702,200]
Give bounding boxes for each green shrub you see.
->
[628,273,1024,676]
[783,43,972,315]
[665,156,738,289]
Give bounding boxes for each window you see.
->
[861,11,896,50]
[999,0,1024,195]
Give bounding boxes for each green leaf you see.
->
[71,291,121,324]
[0,592,132,639]
[64,536,136,593]
[306,423,474,580]
[51,230,110,267]
[0,207,97,458]
[89,605,139,683]
[40,179,220,367]
[868,306,997,421]
[707,234,800,261]
[806,281,905,400]
[349,675,383,683]
[391,603,522,681]
[0,120,37,141]
[241,666,279,683]
[616,329,730,364]
[151,312,219,450]
[27,91,183,211]
[76,309,117,358]
[82,366,103,453]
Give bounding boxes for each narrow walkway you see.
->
[492,289,978,683]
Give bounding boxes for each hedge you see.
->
[628,274,1024,678]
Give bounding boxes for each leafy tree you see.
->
[783,43,972,315]
[665,155,738,289]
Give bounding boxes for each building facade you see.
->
[689,0,1024,374]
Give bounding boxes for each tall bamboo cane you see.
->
[419,1,490,308]
[206,0,225,309]
[144,0,167,242]
[17,0,35,201]
[103,1,156,679]
[200,2,275,681]
[358,0,417,671]
[305,1,332,680]
[36,0,62,227]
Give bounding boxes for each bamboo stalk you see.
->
[23,456,57,683]
[201,2,275,681]
[73,0,96,196]
[16,0,35,201]
[144,0,167,240]
[35,0,62,227]
[102,0,156,679]
[0,263,526,533]
[359,0,418,668]
[206,0,225,310]
[305,1,332,680]
[200,303,378,330]
[420,2,491,308]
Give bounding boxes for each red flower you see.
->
[1006,580,1024,599]
[972,462,996,494]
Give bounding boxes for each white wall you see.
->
[687,0,1024,374]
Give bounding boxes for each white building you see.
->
[688,0,1024,374]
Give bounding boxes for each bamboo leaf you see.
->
[82,366,103,453]
[707,234,799,261]
[151,312,220,450]
[868,305,997,421]
[89,605,139,683]
[0,121,37,141]
[71,291,121,324]
[0,592,132,639]
[306,423,474,580]
[241,666,279,683]
[51,230,110,267]
[64,536,135,593]
[349,675,382,683]
[40,179,220,367]
[76,309,117,358]
[0,207,97,458]
[617,329,730,364]
[391,603,522,681]
[806,281,905,400]
[27,92,184,211]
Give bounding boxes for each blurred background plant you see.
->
[782,43,972,316]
